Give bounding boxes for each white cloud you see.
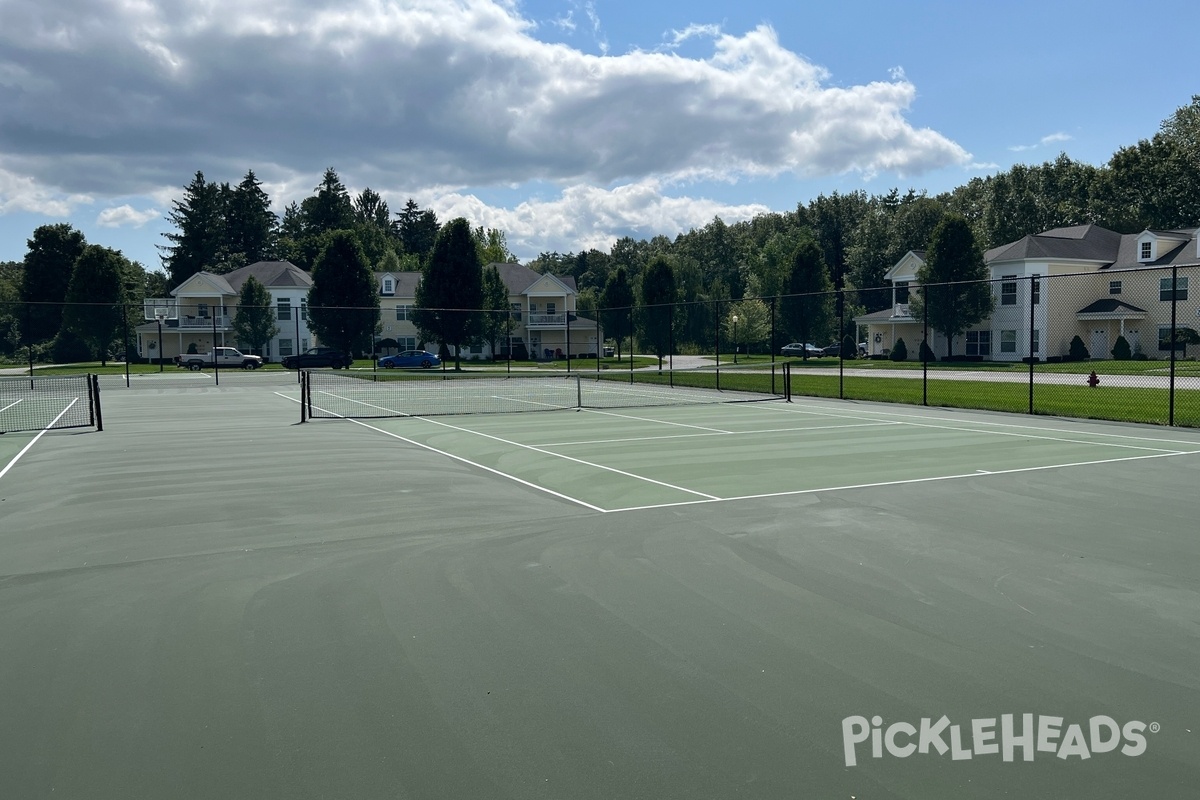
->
[0,0,971,261]
[1009,132,1073,152]
[96,204,159,228]
[430,180,771,259]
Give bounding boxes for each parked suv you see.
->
[281,347,353,369]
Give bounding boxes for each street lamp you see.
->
[731,314,739,364]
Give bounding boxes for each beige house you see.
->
[375,262,602,360]
[857,225,1200,361]
[137,261,313,362]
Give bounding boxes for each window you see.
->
[197,303,209,318]
[277,299,291,321]
[510,302,522,321]
[529,302,538,312]
[1000,330,1017,353]
[396,304,412,321]
[1160,276,1189,302]
[1001,277,1017,305]
[279,338,293,357]
[965,331,991,356]
[546,302,556,315]
[1159,326,1198,352]
[1141,241,1153,260]
[398,336,417,350]
[301,339,310,352]
[894,281,910,304]
[1031,329,1040,354]
[1031,275,1040,306]
[300,300,308,321]
[382,278,394,296]
[1109,280,1122,295]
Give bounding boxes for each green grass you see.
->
[791,373,1200,427]
[783,356,1200,376]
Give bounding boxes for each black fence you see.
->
[2,263,1198,426]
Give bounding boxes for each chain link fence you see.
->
[3,265,1198,426]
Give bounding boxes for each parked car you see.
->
[175,347,264,370]
[820,342,842,357]
[780,342,823,358]
[281,347,353,369]
[378,350,441,369]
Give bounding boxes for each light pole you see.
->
[731,314,739,364]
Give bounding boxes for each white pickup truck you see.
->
[174,347,265,371]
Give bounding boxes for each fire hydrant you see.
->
[1087,371,1100,388]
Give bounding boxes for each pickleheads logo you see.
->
[842,714,1158,767]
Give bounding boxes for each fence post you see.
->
[211,312,219,386]
[122,303,131,388]
[1028,274,1037,415]
[837,288,845,400]
[91,374,103,432]
[770,296,777,395]
[1169,264,1178,426]
[922,285,929,406]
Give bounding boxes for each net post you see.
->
[91,374,104,431]
[575,373,582,410]
[300,370,307,423]
[783,362,792,402]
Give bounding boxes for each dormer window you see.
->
[1140,241,1153,261]
[382,278,394,296]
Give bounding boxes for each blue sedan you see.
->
[378,350,441,369]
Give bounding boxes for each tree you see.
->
[225,170,277,264]
[232,275,280,357]
[412,218,484,370]
[307,168,355,234]
[890,338,908,361]
[722,299,770,356]
[910,216,994,358]
[307,231,380,356]
[394,199,440,266]
[20,223,87,344]
[0,260,22,356]
[60,245,135,365]
[600,267,635,359]
[474,227,518,265]
[638,256,676,369]
[480,264,510,359]
[780,238,834,357]
[161,171,225,285]
[1111,335,1132,360]
[1069,335,1090,361]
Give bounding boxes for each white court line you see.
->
[297,390,720,503]
[577,407,733,433]
[763,398,1200,448]
[0,399,78,482]
[275,392,605,512]
[606,449,1194,514]
[738,400,1192,454]
[1,398,23,414]
[540,421,900,448]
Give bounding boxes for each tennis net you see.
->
[303,363,790,420]
[0,374,101,434]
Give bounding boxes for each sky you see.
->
[1,0,1197,272]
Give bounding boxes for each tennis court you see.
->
[2,373,1199,799]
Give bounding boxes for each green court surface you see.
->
[2,379,1199,799]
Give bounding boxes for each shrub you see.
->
[1068,335,1090,361]
[1111,335,1132,360]
[187,342,199,354]
[51,329,94,363]
[919,340,936,363]
[841,335,858,359]
[890,338,908,361]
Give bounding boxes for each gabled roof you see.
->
[985,224,1123,265]
[224,261,312,292]
[172,272,235,296]
[1077,299,1148,315]
[374,271,421,298]
[491,262,577,294]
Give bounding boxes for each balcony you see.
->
[891,303,912,319]
[179,315,232,329]
[526,313,567,328]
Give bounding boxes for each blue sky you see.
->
[1,0,1196,273]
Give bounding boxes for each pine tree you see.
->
[780,238,834,357]
[600,267,635,359]
[638,256,677,369]
[232,275,280,357]
[161,172,225,285]
[226,170,277,264]
[412,218,483,370]
[307,231,380,356]
[911,216,994,358]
